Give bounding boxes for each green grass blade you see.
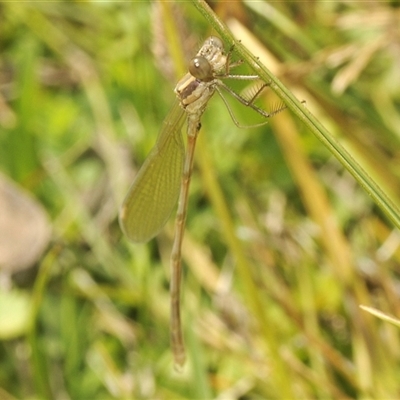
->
[192,0,400,230]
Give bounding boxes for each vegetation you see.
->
[1,1,400,399]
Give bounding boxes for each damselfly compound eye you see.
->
[207,36,223,50]
[189,56,213,80]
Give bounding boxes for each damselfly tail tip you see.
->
[173,353,186,372]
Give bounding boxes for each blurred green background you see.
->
[1,1,400,399]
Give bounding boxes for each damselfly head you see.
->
[195,36,227,74]
[181,37,227,92]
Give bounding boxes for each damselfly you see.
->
[119,36,285,367]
